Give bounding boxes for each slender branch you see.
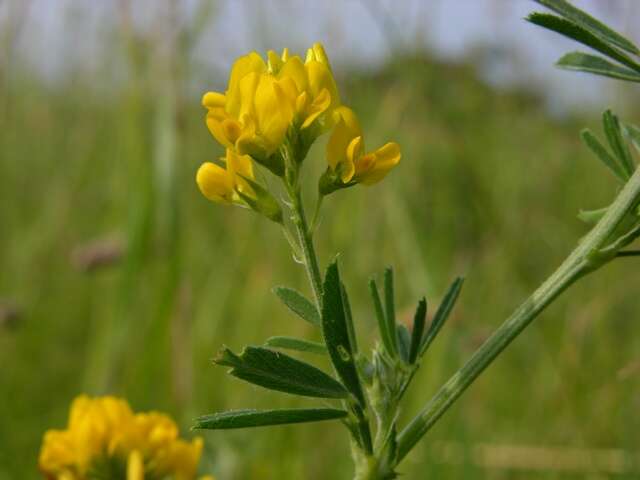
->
[396,166,640,463]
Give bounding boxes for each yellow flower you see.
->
[196,149,283,223]
[202,42,340,169]
[322,106,401,192]
[38,395,211,480]
[196,149,255,205]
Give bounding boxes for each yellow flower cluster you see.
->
[38,395,213,480]
[196,42,401,209]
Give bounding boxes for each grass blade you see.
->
[194,408,348,430]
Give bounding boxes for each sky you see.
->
[3,0,640,111]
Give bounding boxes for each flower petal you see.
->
[301,88,331,129]
[226,54,265,116]
[196,162,233,203]
[358,142,401,185]
[326,106,362,175]
[305,60,339,108]
[254,75,290,153]
[202,91,226,109]
[279,55,308,93]
[205,109,233,148]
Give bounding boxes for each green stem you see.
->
[396,166,640,463]
[290,186,324,308]
[287,179,375,468]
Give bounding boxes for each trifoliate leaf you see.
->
[215,346,347,399]
[273,286,320,326]
[602,110,635,177]
[384,267,399,359]
[408,298,427,364]
[265,336,327,355]
[623,123,640,154]
[369,278,396,357]
[534,0,639,55]
[420,278,464,358]
[194,408,347,430]
[580,129,628,181]
[526,13,640,72]
[396,324,411,363]
[557,52,640,82]
[322,260,366,406]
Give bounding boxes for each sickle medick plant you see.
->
[193,2,640,478]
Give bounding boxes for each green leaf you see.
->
[214,346,347,399]
[273,286,320,326]
[603,110,635,177]
[623,122,640,154]
[194,408,347,430]
[557,52,640,82]
[526,13,640,72]
[396,324,411,363]
[264,336,327,355]
[408,298,427,364]
[383,267,399,358]
[578,206,609,225]
[580,129,628,181]
[321,260,366,406]
[341,282,358,355]
[369,278,396,356]
[420,277,464,357]
[534,0,640,55]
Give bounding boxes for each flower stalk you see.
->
[287,179,324,309]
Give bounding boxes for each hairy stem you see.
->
[396,166,640,462]
[290,186,324,308]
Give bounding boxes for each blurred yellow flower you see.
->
[38,395,212,480]
[202,42,340,168]
[324,106,401,189]
[196,148,255,205]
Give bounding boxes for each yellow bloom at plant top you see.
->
[322,106,401,193]
[202,42,340,169]
[38,395,213,480]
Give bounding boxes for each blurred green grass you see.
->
[1,53,639,479]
